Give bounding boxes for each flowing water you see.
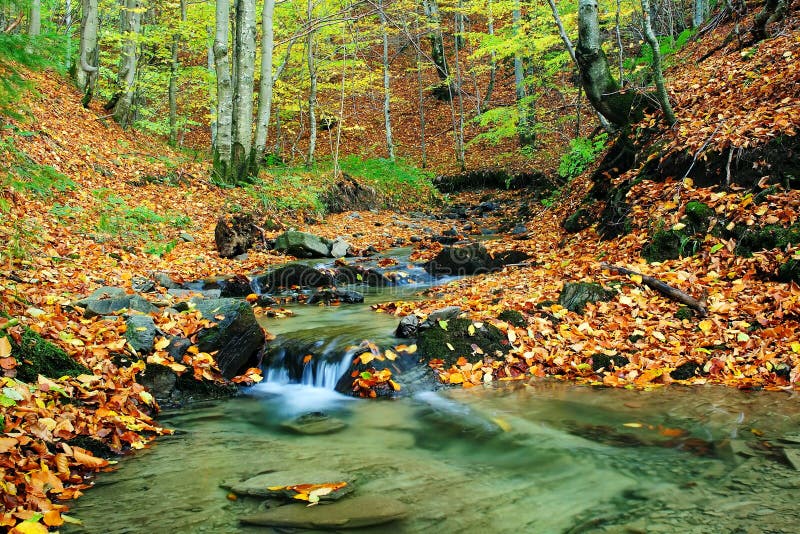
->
[65,256,800,533]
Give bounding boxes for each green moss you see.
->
[590,353,630,372]
[735,224,800,257]
[417,318,509,367]
[753,186,779,204]
[684,201,712,234]
[563,208,593,233]
[11,329,88,383]
[675,306,694,320]
[497,310,527,327]
[777,258,800,283]
[642,228,700,263]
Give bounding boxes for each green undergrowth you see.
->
[259,156,439,214]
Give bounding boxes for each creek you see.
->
[65,252,800,533]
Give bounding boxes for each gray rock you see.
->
[420,306,462,329]
[125,315,157,354]
[558,282,616,314]
[282,412,348,435]
[424,242,496,276]
[128,295,159,315]
[166,336,191,360]
[275,231,332,258]
[179,232,195,242]
[329,237,350,258]
[240,496,408,529]
[168,288,222,300]
[76,287,157,318]
[229,469,352,499]
[783,448,800,471]
[253,265,334,293]
[131,276,156,293]
[193,298,265,379]
[152,272,181,290]
[395,314,419,338]
[307,289,364,305]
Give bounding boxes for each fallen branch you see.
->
[601,263,708,317]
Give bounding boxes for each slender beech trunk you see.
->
[422,0,450,99]
[169,0,186,145]
[253,0,275,162]
[232,0,256,179]
[111,0,143,128]
[641,0,676,125]
[75,0,99,107]
[207,25,217,148]
[29,0,41,35]
[514,0,534,145]
[379,0,395,160]
[575,0,632,129]
[412,12,427,168]
[482,0,496,109]
[213,0,233,179]
[306,0,317,167]
[452,14,465,169]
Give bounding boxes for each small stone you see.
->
[410,236,422,243]
[179,232,195,242]
[282,412,347,435]
[124,315,157,354]
[783,448,800,471]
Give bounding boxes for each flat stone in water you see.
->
[240,495,408,529]
[228,469,353,500]
[282,413,348,435]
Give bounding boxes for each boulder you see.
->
[76,287,158,318]
[253,265,334,293]
[214,214,256,259]
[138,363,238,408]
[334,265,392,286]
[240,495,408,529]
[420,306,462,329]
[424,242,496,276]
[192,298,265,379]
[124,315,157,354]
[557,282,616,314]
[275,231,331,258]
[417,318,508,367]
[329,237,351,258]
[395,315,419,338]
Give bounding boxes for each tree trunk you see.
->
[213,0,233,180]
[231,0,256,181]
[422,0,451,100]
[306,0,317,167]
[74,0,99,107]
[575,0,633,129]
[380,0,395,161]
[413,11,427,168]
[514,1,535,146]
[111,0,143,128]
[752,0,787,41]
[29,0,41,36]
[641,0,676,125]
[208,25,217,148]
[253,0,275,162]
[452,10,465,169]
[482,0,496,109]
[168,0,187,146]
[693,0,707,28]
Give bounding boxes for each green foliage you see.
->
[558,133,608,181]
[624,28,696,82]
[338,156,436,205]
[144,239,178,257]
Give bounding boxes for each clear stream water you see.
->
[65,256,800,533]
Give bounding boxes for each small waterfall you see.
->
[262,335,365,390]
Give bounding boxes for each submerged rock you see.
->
[281,412,348,435]
[240,495,408,529]
[228,469,353,500]
[307,289,364,305]
[424,242,496,276]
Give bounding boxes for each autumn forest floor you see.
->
[1,3,800,531]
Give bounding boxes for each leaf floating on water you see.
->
[623,422,644,428]
[384,349,397,361]
[438,320,448,331]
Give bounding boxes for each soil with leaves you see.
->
[1,6,800,533]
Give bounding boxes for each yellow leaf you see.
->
[623,422,643,428]
[153,337,170,351]
[791,342,800,353]
[491,417,512,432]
[449,372,464,384]
[468,324,476,336]
[629,274,643,284]
[672,222,686,231]
[698,320,713,334]
[507,329,517,343]
[10,521,49,534]
[446,343,455,351]
[0,336,11,358]
[384,349,397,361]
[139,391,154,406]
[359,352,374,365]
[652,331,666,342]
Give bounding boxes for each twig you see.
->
[601,263,708,317]
[725,147,734,189]
[682,124,721,180]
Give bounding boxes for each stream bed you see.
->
[65,251,800,533]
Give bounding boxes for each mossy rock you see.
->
[557,282,616,314]
[590,353,630,372]
[11,328,88,383]
[497,309,526,327]
[675,306,694,321]
[777,258,800,283]
[684,201,713,234]
[734,224,800,257]
[641,229,700,263]
[563,208,593,233]
[417,318,509,367]
[670,361,703,381]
